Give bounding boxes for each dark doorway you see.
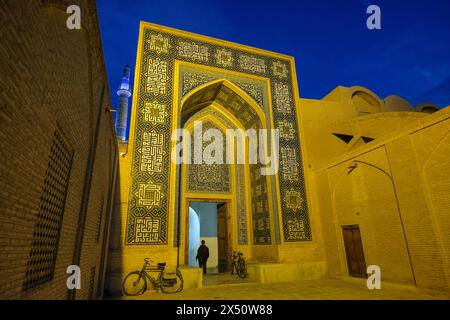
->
[217,202,229,273]
[342,225,367,278]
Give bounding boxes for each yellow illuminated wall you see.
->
[106,22,450,294]
[299,86,450,291]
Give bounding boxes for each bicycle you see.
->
[122,258,183,296]
[230,251,248,278]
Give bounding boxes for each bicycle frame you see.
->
[138,263,165,291]
[231,252,243,270]
[123,258,183,296]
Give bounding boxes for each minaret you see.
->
[115,64,132,142]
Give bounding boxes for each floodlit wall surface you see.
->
[300,91,450,291]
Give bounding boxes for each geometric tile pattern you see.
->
[277,120,296,140]
[284,189,304,210]
[274,82,292,116]
[236,164,248,245]
[135,217,161,243]
[127,26,311,244]
[250,162,271,244]
[238,54,267,73]
[177,41,210,62]
[215,48,233,68]
[141,101,168,125]
[187,121,231,193]
[138,131,165,174]
[281,147,299,182]
[183,86,271,244]
[147,33,171,55]
[135,182,164,209]
[285,217,307,242]
[146,57,168,95]
[181,71,265,107]
[184,107,248,245]
[272,61,289,79]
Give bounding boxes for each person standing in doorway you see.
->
[196,240,209,274]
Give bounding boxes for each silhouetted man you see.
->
[196,240,209,274]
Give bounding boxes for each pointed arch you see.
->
[180,79,267,128]
[184,102,247,131]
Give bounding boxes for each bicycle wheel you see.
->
[123,271,147,296]
[237,260,247,279]
[160,269,184,294]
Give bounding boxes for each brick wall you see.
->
[0,0,118,299]
[311,108,450,291]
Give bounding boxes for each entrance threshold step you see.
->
[202,273,257,287]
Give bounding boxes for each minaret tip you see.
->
[115,63,132,141]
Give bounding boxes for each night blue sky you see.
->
[98,0,450,121]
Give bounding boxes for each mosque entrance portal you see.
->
[178,79,279,271]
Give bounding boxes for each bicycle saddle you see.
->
[157,262,166,267]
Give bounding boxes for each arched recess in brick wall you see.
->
[422,130,450,291]
[331,161,415,285]
[176,79,275,262]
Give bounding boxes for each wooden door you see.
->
[342,225,367,278]
[217,203,228,273]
